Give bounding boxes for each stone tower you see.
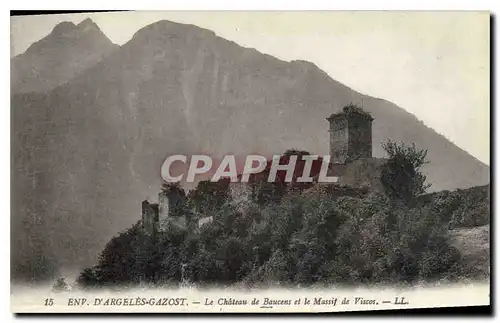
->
[141,200,159,237]
[326,104,374,164]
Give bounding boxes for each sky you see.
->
[10,11,490,165]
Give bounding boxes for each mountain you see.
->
[11,18,118,94]
[10,19,489,281]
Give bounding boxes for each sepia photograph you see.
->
[9,10,491,313]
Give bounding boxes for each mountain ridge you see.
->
[13,18,487,166]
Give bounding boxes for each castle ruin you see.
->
[327,104,374,164]
[142,185,187,237]
[141,104,381,236]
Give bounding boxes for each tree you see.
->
[161,182,184,195]
[76,268,100,289]
[187,180,229,215]
[91,222,143,286]
[380,140,431,204]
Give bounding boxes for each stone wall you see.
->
[141,200,159,236]
[329,116,349,163]
[327,106,373,164]
[158,189,186,220]
[339,157,386,194]
[347,116,373,162]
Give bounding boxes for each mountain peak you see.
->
[12,18,118,93]
[48,18,104,39]
[51,21,78,36]
[131,19,216,42]
[77,18,101,32]
[78,17,94,26]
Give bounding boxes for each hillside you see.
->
[418,184,490,228]
[11,19,489,281]
[75,175,490,289]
